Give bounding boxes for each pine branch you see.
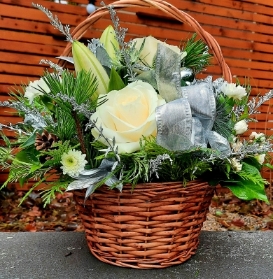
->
[181,33,212,74]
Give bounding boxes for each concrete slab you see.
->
[0,231,272,279]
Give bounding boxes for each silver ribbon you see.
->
[155,43,182,102]
[156,98,192,151]
[134,44,231,154]
[66,158,122,200]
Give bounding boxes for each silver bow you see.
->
[66,158,122,200]
[134,43,231,154]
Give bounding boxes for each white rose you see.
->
[231,158,242,172]
[133,36,186,67]
[234,120,248,135]
[220,82,247,100]
[91,81,166,153]
[255,154,266,165]
[24,77,50,103]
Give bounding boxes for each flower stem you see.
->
[73,112,87,155]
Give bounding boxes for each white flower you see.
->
[249,132,266,142]
[255,154,266,165]
[24,77,50,103]
[231,140,243,152]
[61,149,87,177]
[234,120,248,135]
[133,36,186,67]
[91,80,166,153]
[220,82,247,100]
[231,158,242,172]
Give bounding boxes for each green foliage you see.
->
[213,94,234,139]
[53,109,76,141]
[100,138,215,186]
[40,180,71,206]
[41,141,76,168]
[43,69,98,106]
[237,162,267,188]
[108,67,125,91]
[182,33,212,74]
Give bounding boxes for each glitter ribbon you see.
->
[154,45,231,154]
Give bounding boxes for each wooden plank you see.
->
[0,30,66,46]
[0,17,64,37]
[0,52,54,66]
[0,3,86,26]
[0,85,24,96]
[0,40,64,56]
[188,0,273,15]
[0,74,38,86]
[0,63,47,77]
[225,58,273,72]
[1,0,88,15]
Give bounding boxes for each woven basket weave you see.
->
[63,0,231,269]
[73,180,214,269]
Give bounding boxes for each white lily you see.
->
[72,41,109,99]
[100,25,119,63]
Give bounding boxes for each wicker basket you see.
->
[73,180,214,269]
[61,0,231,269]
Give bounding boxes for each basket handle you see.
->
[60,0,232,82]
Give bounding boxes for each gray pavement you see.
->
[0,231,272,279]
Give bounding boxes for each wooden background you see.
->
[1,0,273,196]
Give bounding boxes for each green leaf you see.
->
[108,67,125,92]
[30,164,42,172]
[15,149,40,165]
[225,178,268,203]
[264,163,273,169]
[243,156,262,171]
[20,133,37,149]
[40,95,55,111]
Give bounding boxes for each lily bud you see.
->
[72,41,109,99]
[100,25,119,63]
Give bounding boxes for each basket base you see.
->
[86,237,199,269]
[74,180,214,269]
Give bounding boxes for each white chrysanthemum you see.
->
[249,132,266,142]
[231,158,242,172]
[220,82,247,100]
[61,149,87,177]
[231,141,243,152]
[24,77,50,103]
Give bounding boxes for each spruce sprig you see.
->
[182,33,212,74]
[41,141,77,168]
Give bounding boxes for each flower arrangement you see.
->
[0,3,272,206]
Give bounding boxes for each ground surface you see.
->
[0,188,273,232]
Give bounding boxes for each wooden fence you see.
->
[1,0,273,196]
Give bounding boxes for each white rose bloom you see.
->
[234,120,248,135]
[61,149,87,177]
[133,36,186,67]
[91,80,166,153]
[24,77,50,103]
[231,158,242,172]
[255,154,266,165]
[220,82,247,100]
